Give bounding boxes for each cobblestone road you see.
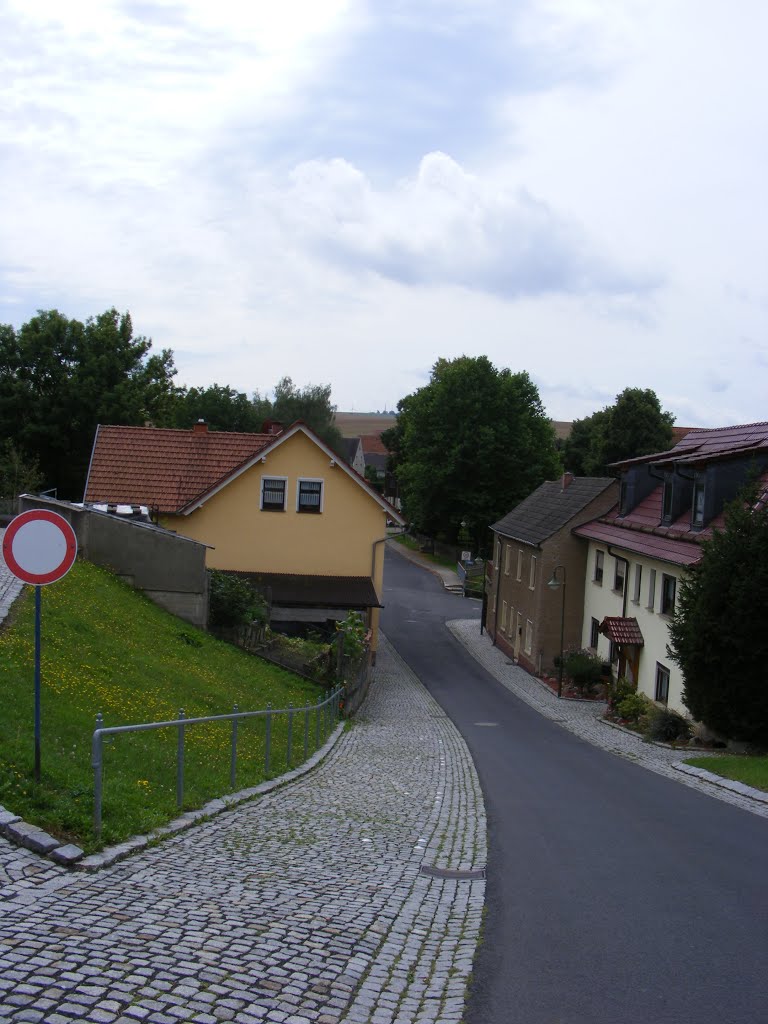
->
[0,637,486,1024]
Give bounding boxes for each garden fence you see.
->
[90,685,343,839]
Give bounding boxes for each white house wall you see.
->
[580,541,687,715]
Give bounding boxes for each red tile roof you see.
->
[614,421,768,469]
[85,424,272,513]
[360,434,390,455]
[600,617,644,646]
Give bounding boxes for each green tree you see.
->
[390,356,560,549]
[563,387,674,475]
[0,440,43,498]
[270,376,343,452]
[667,489,768,745]
[171,383,264,433]
[0,308,178,498]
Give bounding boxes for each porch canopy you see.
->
[224,572,382,618]
[599,616,644,646]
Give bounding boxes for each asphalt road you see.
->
[381,547,768,1024]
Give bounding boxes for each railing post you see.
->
[230,704,238,790]
[304,703,309,759]
[287,703,293,768]
[176,708,185,808]
[265,703,272,776]
[315,695,321,749]
[92,713,104,840]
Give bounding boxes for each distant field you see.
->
[334,411,397,438]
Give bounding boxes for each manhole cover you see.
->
[420,864,486,881]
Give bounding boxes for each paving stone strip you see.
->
[0,635,486,1024]
[448,617,768,819]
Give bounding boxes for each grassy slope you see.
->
[0,561,324,850]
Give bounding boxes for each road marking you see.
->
[473,722,499,727]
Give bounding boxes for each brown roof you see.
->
[85,420,407,525]
[491,476,616,546]
[613,421,768,469]
[600,617,644,646]
[85,424,272,513]
[224,572,382,608]
[359,434,390,455]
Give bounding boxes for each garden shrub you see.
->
[645,707,691,744]
[208,571,269,629]
[562,649,604,696]
[608,676,636,714]
[616,691,653,728]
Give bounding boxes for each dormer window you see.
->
[661,474,674,523]
[619,479,628,517]
[692,475,706,528]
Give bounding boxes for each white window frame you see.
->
[516,550,523,581]
[501,600,508,633]
[632,564,642,605]
[594,549,604,585]
[614,558,625,594]
[504,546,511,576]
[525,619,533,654]
[296,477,324,514]
[529,555,537,591]
[655,663,670,704]
[647,568,657,610]
[661,573,677,616]
[590,617,600,649]
[260,475,288,512]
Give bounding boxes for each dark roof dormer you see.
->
[660,469,693,526]
[618,463,658,517]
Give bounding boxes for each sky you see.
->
[1,0,767,428]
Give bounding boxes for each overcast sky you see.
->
[1,0,766,427]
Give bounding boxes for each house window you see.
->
[661,475,674,524]
[261,477,287,511]
[495,538,501,569]
[632,564,642,604]
[525,619,533,654]
[614,558,626,594]
[501,601,508,633]
[661,574,677,616]
[647,568,657,610]
[297,479,323,513]
[655,663,670,704]
[594,549,604,585]
[609,641,619,664]
[692,476,706,528]
[504,546,511,576]
[619,479,628,516]
[529,555,537,590]
[590,617,600,649]
[516,550,523,581]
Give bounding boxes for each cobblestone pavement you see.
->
[448,618,768,819]
[0,636,486,1024]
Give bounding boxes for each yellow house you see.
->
[84,420,405,651]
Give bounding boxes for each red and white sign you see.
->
[2,510,78,585]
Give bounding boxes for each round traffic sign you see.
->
[2,510,78,585]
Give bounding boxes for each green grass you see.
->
[684,755,768,792]
[393,534,459,570]
[0,561,327,851]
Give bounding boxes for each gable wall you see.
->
[161,431,389,584]
[580,540,686,713]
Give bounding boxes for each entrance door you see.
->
[514,611,522,661]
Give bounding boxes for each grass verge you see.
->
[0,561,327,851]
[393,534,459,570]
[684,755,768,792]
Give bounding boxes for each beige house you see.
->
[485,474,618,676]
[85,420,405,650]
[574,421,768,715]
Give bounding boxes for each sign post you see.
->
[2,510,78,781]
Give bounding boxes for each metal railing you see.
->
[91,686,343,839]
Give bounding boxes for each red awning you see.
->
[600,616,644,646]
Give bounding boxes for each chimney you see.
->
[193,419,208,434]
[562,471,574,491]
[263,419,283,436]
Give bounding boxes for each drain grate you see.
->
[420,864,486,881]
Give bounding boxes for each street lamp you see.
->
[547,565,567,699]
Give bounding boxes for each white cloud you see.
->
[280,151,655,299]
